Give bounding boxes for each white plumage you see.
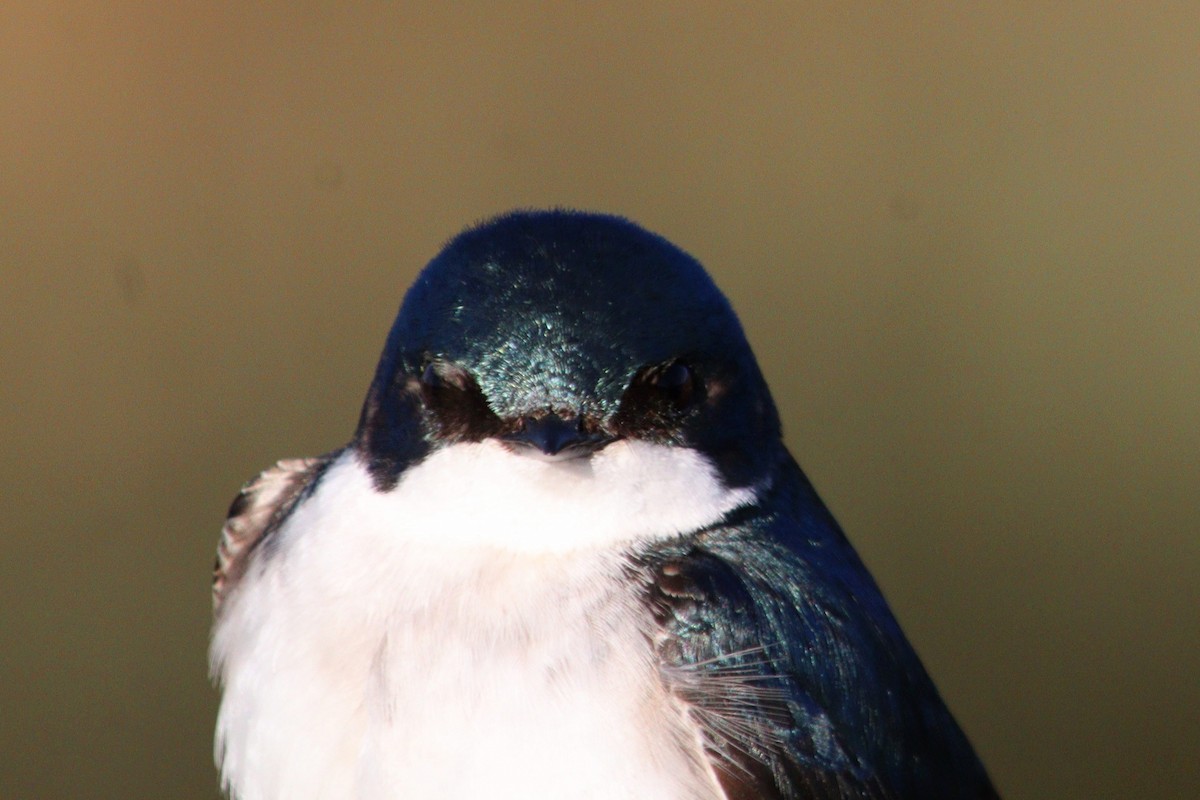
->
[211,440,758,799]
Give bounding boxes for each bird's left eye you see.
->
[611,359,703,441]
[649,361,698,409]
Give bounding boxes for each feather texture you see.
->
[644,457,999,799]
[212,454,334,613]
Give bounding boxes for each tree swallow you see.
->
[210,210,999,799]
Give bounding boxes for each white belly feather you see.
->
[211,440,756,799]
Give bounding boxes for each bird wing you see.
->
[212,453,336,613]
[644,459,998,800]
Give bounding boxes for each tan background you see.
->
[3,4,1197,798]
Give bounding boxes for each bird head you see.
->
[355,210,782,492]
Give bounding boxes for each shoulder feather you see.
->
[212,454,333,613]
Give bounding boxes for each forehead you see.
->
[403,213,727,333]
[387,214,739,415]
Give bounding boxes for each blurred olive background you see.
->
[3,3,1197,798]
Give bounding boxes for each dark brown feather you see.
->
[212,454,334,613]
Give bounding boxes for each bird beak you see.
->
[500,414,615,461]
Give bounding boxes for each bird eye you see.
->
[653,362,692,391]
[414,360,502,441]
[611,360,702,440]
[420,362,443,389]
[650,361,697,408]
[419,360,472,391]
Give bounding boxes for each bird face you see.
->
[355,211,783,493]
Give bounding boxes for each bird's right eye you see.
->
[418,359,473,393]
[420,362,442,389]
[415,360,501,442]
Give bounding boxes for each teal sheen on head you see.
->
[393,211,742,417]
[355,210,783,489]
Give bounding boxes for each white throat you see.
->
[212,439,757,800]
[347,437,756,554]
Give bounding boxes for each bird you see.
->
[210,210,999,800]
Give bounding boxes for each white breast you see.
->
[211,440,756,800]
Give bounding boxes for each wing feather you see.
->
[212,454,334,613]
[644,458,999,800]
